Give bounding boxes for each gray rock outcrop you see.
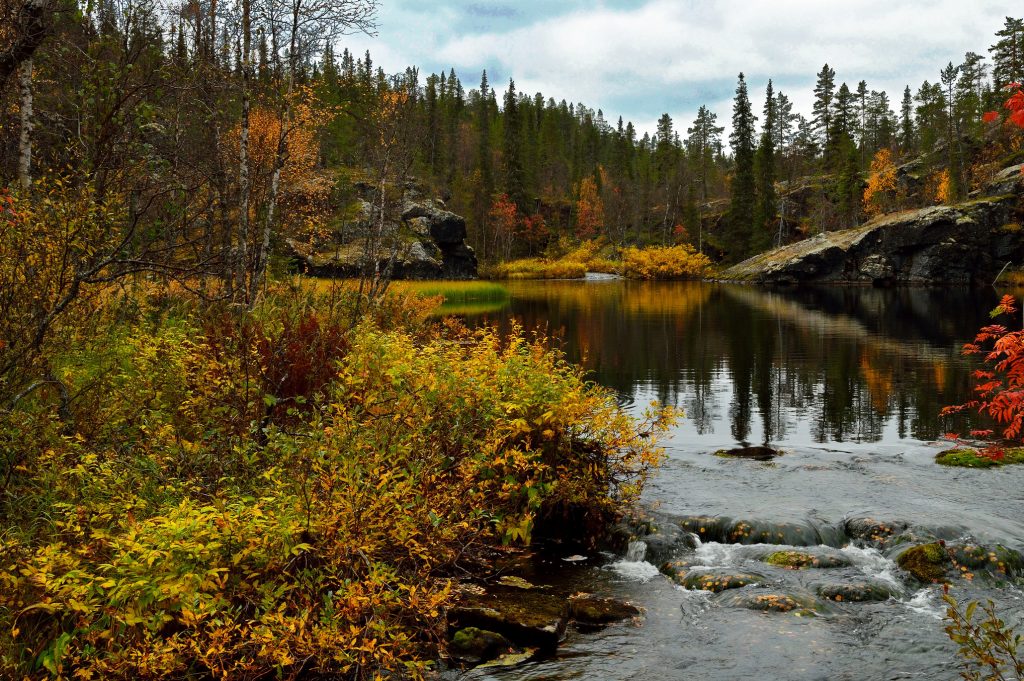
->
[722,173,1024,286]
[290,186,477,280]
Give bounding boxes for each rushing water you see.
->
[451,280,1024,681]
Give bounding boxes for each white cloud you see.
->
[344,0,1021,136]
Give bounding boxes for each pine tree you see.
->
[753,80,777,252]
[940,61,962,200]
[728,72,757,260]
[990,16,1024,88]
[812,63,836,162]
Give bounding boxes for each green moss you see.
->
[897,543,949,583]
[936,447,1024,468]
[763,550,850,569]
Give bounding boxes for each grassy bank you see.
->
[486,241,713,280]
[0,284,672,680]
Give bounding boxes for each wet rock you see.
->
[568,594,641,628]
[762,549,853,570]
[948,543,1024,580]
[616,515,699,566]
[815,581,901,603]
[844,515,908,547]
[450,589,568,650]
[717,589,824,616]
[664,567,766,593]
[714,446,781,461]
[449,627,513,663]
[896,543,950,583]
[677,515,844,547]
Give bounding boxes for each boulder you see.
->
[449,627,513,664]
[896,542,950,583]
[449,589,568,650]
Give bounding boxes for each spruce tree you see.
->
[503,79,526,209]
[477,70,493,194]
[899,86,916,155]
[728,72,757,260]
[812,63,836,162]
[753,79,777,252]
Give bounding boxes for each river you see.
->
[450,280,1024,681]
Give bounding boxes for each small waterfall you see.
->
[607,539,660,582]
[625,540,648,562]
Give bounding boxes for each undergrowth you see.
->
[0,285,674,679]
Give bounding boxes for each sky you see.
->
[338,1,1021,139]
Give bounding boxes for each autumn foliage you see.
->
[0,288,673,679]
[862,148,899,217]
[575,177,605,240]
[983,82,1024,129]
[942,295,1024,446]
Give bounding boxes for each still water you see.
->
[455,280,1024,681]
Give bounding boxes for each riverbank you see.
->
[0,284,672,679]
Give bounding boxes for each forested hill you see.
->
[1,5,1023,270]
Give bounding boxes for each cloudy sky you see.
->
[339,1,1020,137]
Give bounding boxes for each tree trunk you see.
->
[253,3,299,295]
[17,59,33,190]
[236,0,252,301]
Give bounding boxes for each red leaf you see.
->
[983,111,1000,123]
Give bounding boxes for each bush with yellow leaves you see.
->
[0,287,673,679]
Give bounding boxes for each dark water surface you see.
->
[453,281,1024,681]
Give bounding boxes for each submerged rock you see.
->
[714,446,782,461]
[815,581,901,603]
[664,567,767,593]
[568,594,642,628]
[717,589,824,616]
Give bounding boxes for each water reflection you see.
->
[471,281,996,447]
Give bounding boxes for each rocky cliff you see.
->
[722,164,1024,286]
[289,184,477,280]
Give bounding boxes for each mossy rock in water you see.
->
[450,627,513,663]
[718,590,824,616]
[675,569,766,593]
[763,550,852,570]
[450,590,568,650]
[897,543,950,583]
[816,581,901,603]
[935,447,1024,468]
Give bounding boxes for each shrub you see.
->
[620,244,712,280]
[0,289,674,679]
